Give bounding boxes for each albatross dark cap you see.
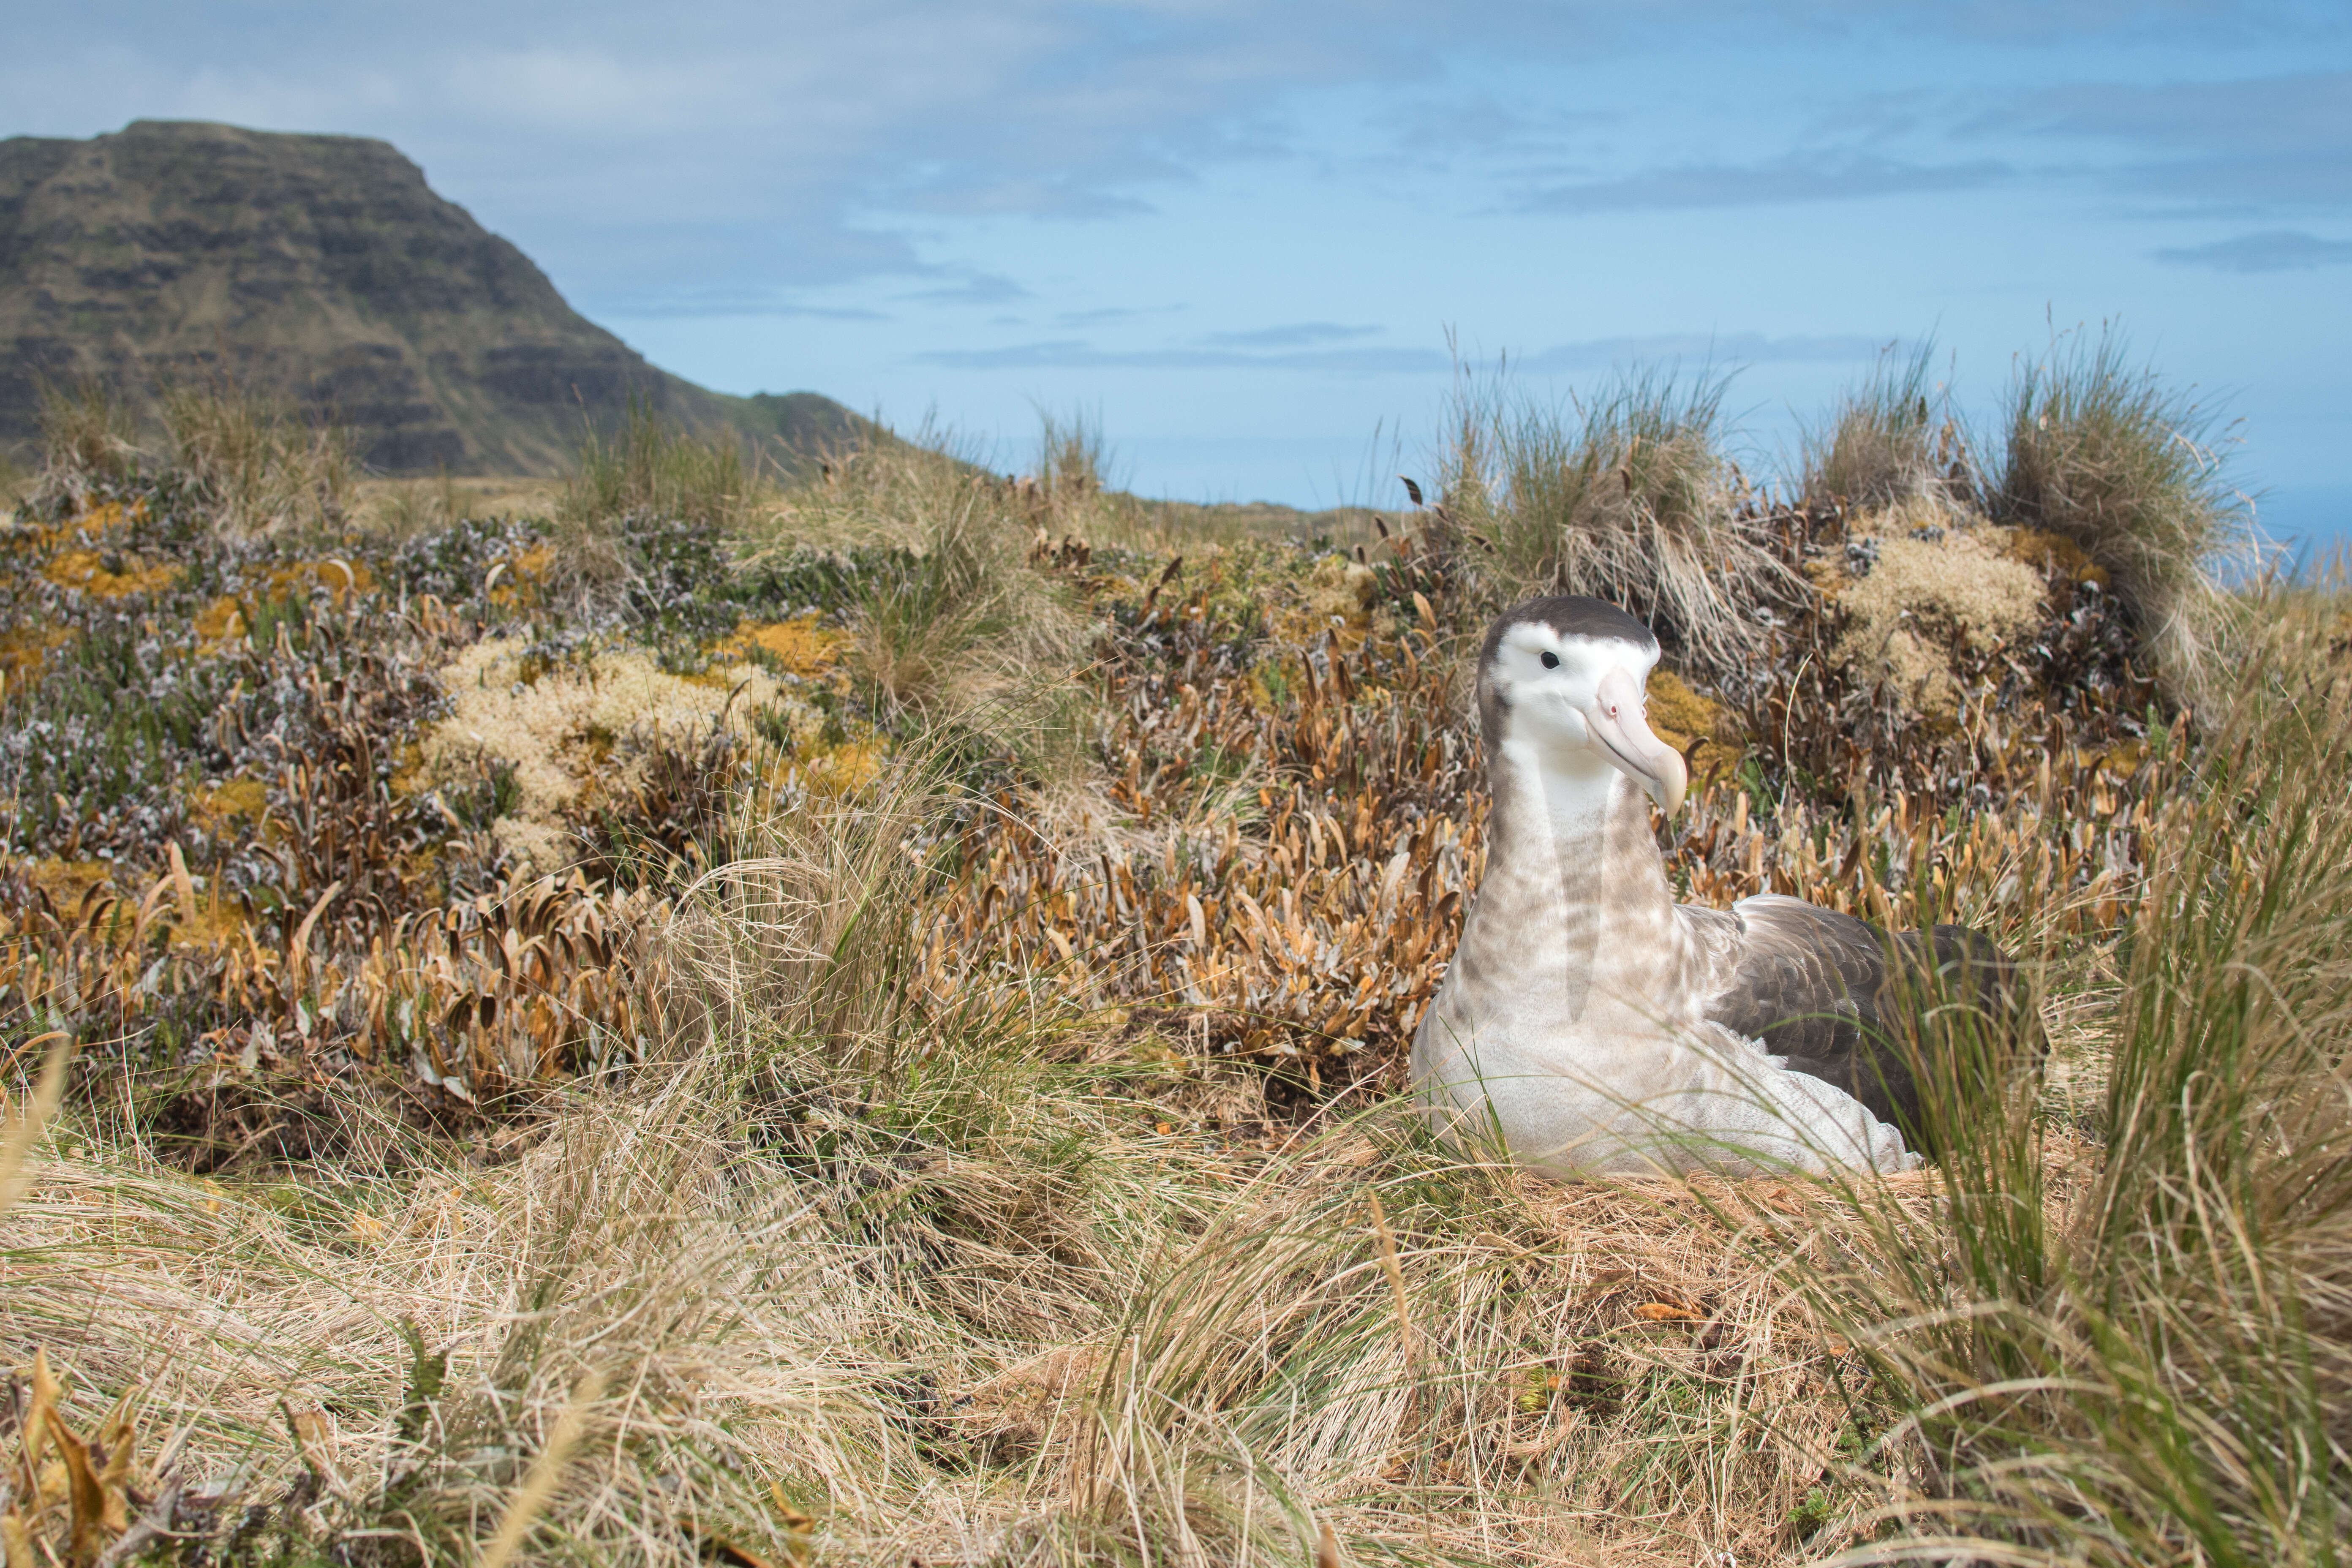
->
[1479,596,1658,670]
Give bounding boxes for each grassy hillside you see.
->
[0,345,2343,1566]
[0,120,868,475]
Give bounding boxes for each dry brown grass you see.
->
[1,1041,1961,1567]
[354,474,564,539]
[159,375,359,538]
[27,378,145,517]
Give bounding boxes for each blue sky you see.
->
[10,3,2351,553]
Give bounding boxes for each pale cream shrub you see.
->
[1832,496,2050,720]
[424,637,819,870]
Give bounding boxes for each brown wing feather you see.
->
[1688,894,2034,1151]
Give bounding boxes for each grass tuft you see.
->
[558,398,755,536]
[1432,360,1792,676]
[743,420,1089,747]
[1785,588,2352,1563]
[549,400,762,611]
[30,377,145,514]
[157,373,359,537]
[1800,340,1965,511]
[1987,325,2260,704]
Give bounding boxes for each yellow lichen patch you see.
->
[719,616,846,677]
[388,740,430,798]
[0,625,73,685]
[62,498,141,539]
[44,548,182,599]
[2004,527,2109,588]
[486,544,553,609]
[1273,555,1382,648]
[791,735,887,798]
[263,558,377,604]
[192,775,269,828]
[2070,738,2145,777]
[194,595,249,650]
[164,895,249,953]
[18,858,112,912]
[1645,668,1739,782]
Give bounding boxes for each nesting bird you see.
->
[1411,596,2025,1178]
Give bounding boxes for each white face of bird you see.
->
[1486,622,1688,815]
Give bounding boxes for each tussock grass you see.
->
[1788,586,2352,1563]
[1432,363,1792,677]
[547,400,765,610]
[1034,410,1113,506]
[743,423,1089,739]
[559,400,757,536]
[1987,326,2260,704]
[359,468,469,541]
[1800,341,1964,512]
[29,377,144,514]
[159,374,358,536]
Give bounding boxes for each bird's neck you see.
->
[1454,740,1680,1026]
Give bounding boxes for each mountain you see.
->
[0,120,866,474]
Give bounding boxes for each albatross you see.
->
[1411,595,2026,1178]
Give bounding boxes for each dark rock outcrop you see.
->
[0,120,864,474]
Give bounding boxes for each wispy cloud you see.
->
[899,272,1033,307]
[1055,305,1185,327]
[1198,321,1379,348]
[914,339,1449,374]
[626,298,889,319]
[2153,229,2352,271]
[890,172,1162,220]
[916,329,1888,375]
[1521,155,2010,213]
[1982,71,2352,212]
[1516,332,1892,370]
[592,285,893,321]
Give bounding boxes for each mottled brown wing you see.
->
[1687,894,2031,1149]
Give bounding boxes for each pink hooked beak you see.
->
[1587,666,1688,815]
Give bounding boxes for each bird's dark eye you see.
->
[1539,651,1560,670]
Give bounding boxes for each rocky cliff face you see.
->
[0,120,860,474]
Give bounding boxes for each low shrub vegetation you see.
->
[0,340,2342,1565]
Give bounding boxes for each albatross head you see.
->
[1478,596,1688,815]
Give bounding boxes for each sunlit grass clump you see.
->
[1785,588,2352,1565]
[1987,326,2261,703]
[1430,362,1792,676]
